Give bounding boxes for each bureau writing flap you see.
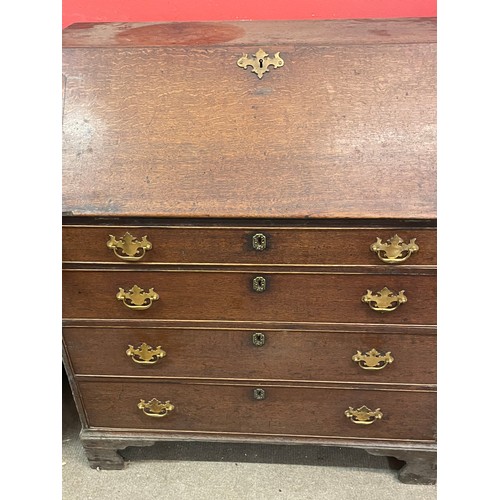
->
[62,19,436,219]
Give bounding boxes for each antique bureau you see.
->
[62,19,437,484]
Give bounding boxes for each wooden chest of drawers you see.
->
[62,19,436,484]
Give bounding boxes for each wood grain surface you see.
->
[78,379,436,441]
[62,270,436,325]
[62,19,437,48]
[64,326,436,385]
[62,19,437,477]
[62,20,436,219]
[62,226,436,266]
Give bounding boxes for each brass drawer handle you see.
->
[237,49,284,79]
[370,234,419,264]
[252,233,267,251]
[252,332,266,346]
[126,343,166,365]
[116,285,159,310]
[107,232,152,261]
[138,398,174,418]
[352,349,394,370]
[253,388,266,400]
[345,405,383,425]
[361,287,407,313]
[252,276,267,293]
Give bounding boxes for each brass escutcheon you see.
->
[107,232,152,261]
[352,349,394,370]
[253,388,266,400]
[252,276,267,292]
[252,233,267,251]
[237,49,284,79]
[252,332,266,347]
[370,234,419,264]
[345,405,383,425]
[126,343,166,365]
[137,398,174,418]
[116,285,159,310]
[361,287,407,313]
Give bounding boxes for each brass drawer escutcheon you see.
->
[352,349,394,370]
[107,232,152,261]
[237,49,284,79]
[126,343,166,364]
[252,332,266,346]
[361,287,407,313]
[252,276,267,292]
[137,398,174,418]
[253,388,266,400]
[116,285,159,310]
[252,233,267,251]
[345,405,383,425]
[370,234,419,264]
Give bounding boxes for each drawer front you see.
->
[78,380,436,441]
[65,327,436,385]
[63,226,435,266]
[62,270,436,325]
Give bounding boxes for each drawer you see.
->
[64,327,436,385]
[78,380,436,442]
[62,226,436,266]
[62,270,436,325]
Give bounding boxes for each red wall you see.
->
[63,1,436,29]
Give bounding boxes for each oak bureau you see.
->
[62,19,437,484]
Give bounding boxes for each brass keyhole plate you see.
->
[252,276,267,292]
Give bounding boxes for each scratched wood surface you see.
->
[62,20,436,219]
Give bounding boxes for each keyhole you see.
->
[259,59,264,68]
[253,276,266,292]
[253,388,266,400]
[252,332,266,346]
[252,233,267,251]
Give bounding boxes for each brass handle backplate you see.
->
[252,233,267,251]
[126,343,166,364]
[345,405,383,425]
[352,349,394,370]
[116,285,159,310]
[252,276,267,293]
[107,232,152,261]
[138,398,174,418]
[361,287,407,313]
[237,49,284,79]
[370,234,419,264]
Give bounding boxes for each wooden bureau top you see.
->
[62,19,436,219]
[63,19,436,47]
